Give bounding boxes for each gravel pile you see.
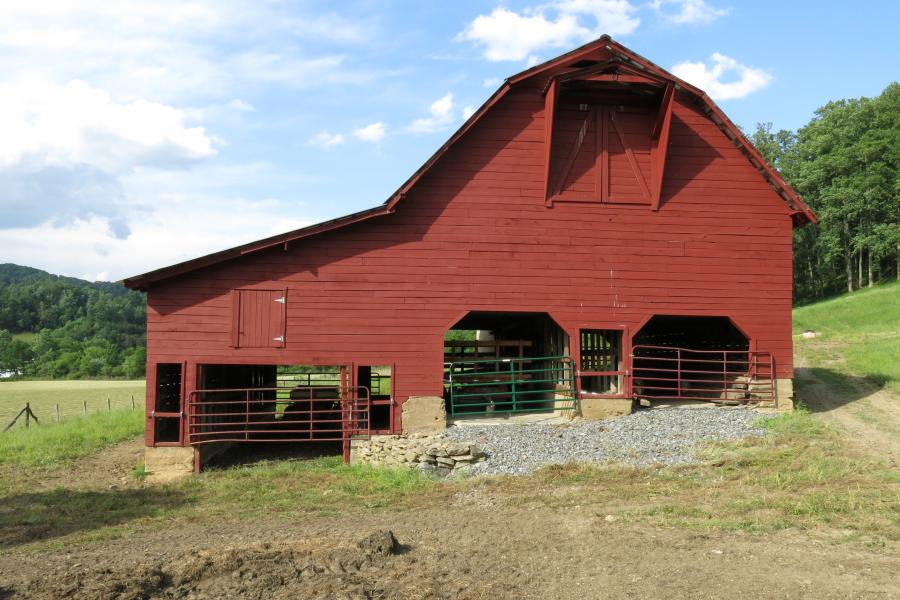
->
[443,407,772,476]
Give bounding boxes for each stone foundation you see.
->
[775,378,794,412]
[579,396,634,420]
[352,433,484,477]
[401,396,447,434]
[144,446,194,483]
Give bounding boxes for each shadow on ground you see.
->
[204,441,343,471]
[794,367,884,413]
[0,486,187,548]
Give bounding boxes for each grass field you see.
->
[794,280,900,392]
[0,410,144,469]
[0,380,145,425]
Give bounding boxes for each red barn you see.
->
[124,37,814,475]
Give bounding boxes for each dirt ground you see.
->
[1,366,898,599]
[2,497,898,600]
[794,361,900,467]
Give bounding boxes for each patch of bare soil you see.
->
[36,437,145,491]
[795,359,900,466]
[2,505,898,599]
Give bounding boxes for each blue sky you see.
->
[0,0,897,281]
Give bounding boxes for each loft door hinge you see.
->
[274,297,286,304]
[273,336,285,343]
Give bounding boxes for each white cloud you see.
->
[0,205,317,282]
[457,1,639,62]
[671,53,773,100]
[483,77,502,87]
[462,106,477,120]
[650,0,727,25]
[308,131,346,148]
[0,79,215,173]
[228,99,255,112]
[353,122,386,142]
[407,93,457,133]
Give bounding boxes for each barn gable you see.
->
[124,36,813,291]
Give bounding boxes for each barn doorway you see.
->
[443,312,576,417]
[631,316,773,404]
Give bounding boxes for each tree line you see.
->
[0,264,146,379]
[751,83,899,302]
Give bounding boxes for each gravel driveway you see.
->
[443,407,772,476]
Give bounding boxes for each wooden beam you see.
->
[544,78,558,207]
[551,106,594,199]
[651,85,675,210]
[609,111,652,204]
[652,84,674,140]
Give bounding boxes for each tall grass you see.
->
[0,410,144,469]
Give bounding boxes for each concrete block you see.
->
[580,396,633,420]
[144,446,194,483]
[775,378,794,412]
[401,396,447,434]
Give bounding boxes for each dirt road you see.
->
[795,357,900,466]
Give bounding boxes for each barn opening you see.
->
[443,312,576,416]
[153,363,183,444]
[188,364,370,462]
[631,316,773,403]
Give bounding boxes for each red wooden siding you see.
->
[144,81,796,439]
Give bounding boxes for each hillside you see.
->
[793,280,900,392]
[0,264,146,379]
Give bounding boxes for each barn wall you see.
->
[145,82,794,437]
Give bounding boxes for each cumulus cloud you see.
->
[0,78,216,238]
[308,131,345,148]
[650,0,727,24]
[0,79,215,173]
[407,93,457,133]
[671,53,772,100]
[353,122,386,142]
[462,106,477,120]
[457,1,639,62]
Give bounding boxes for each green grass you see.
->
[0,456,439,549]
[793,280,900,392]
[0,379,145,424]
[0,410,144,469]
[187,456,437,517]
[502,409,899,542]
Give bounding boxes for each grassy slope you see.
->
[793,280,900,392]
[0,380,145,423]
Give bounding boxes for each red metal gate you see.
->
[187,384,370,461]
[631,345,775,404]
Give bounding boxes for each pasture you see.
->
[0,379,145,424]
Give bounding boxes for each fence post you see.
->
[83,400,87,415]
[55,404,59,422]
[25,403,30,428]
[107,397,111,412]
[510,360,517,412]
[131,395,135,411]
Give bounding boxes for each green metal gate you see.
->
[444,355,578,417]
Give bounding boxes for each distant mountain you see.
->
[0,263,130,297]
[0,263,146,379]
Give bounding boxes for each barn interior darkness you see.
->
[633,316,749,350]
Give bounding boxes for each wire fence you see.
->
[2,395,143,432]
